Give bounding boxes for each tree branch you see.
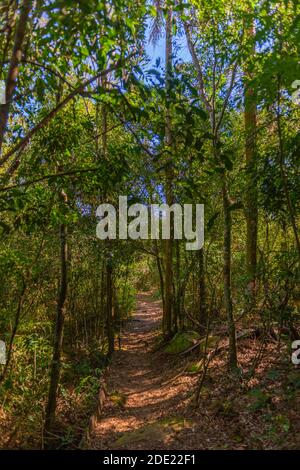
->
[183,20,212,116]
[0,52,136,167]
[0,0,33,155]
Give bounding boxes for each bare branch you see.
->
[183,20,212,116]
[215,58,239,133]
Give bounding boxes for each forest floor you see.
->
[88,292,300,450]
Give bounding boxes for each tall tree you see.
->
[0,0,32,156]
[44,190,68,435]
[45,84,69,435]
[244,7,258,305]
[184,3,238,370]
[164,5,174,338]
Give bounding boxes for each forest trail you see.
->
[88,292,198,450]
[87,293,298,451]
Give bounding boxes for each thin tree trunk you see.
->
[184,17,238,369]
[106,253,114,357]
[154,239,165,315]
[100,73,115,357]
[198,247,207,333]
[0,0,32,156]
[222,180,238,371]
[0,280,26,382]
[244,19,258,303]
[113,286,121,350]
[173,238,180,333]
[164,6,173,338]
[44,192,68,433]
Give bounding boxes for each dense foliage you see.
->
[0,0,299,449]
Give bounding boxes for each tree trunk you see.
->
[0,280,26,382]
[100,73,115,357]
[244,19,257,304]
[173,239,180,333]
[184,18,237,368]
[45,192,68,433]
[164,7,173,338]
[0,0,32,157]
[106,252,114,357]
[198,247,207,333]
[154,239,165,315]
[222,180,238,371]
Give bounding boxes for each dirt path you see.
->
[89,292,198,450]
[87,292,300,450]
